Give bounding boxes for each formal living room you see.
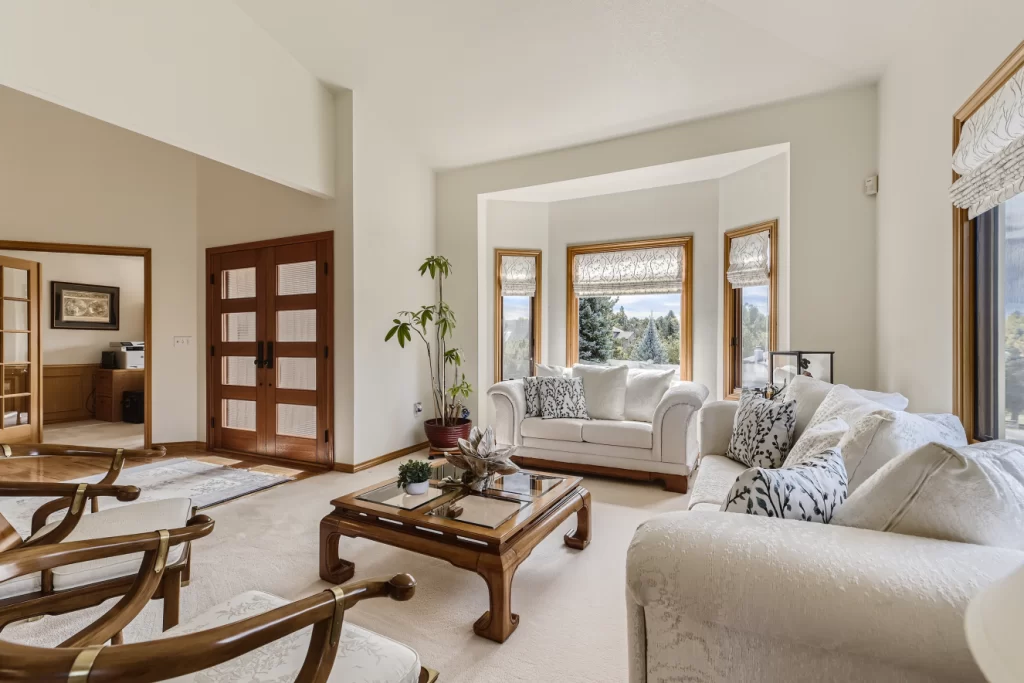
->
[1,2,1023,683]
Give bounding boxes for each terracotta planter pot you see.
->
[423,418,472,450]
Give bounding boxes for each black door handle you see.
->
[255,341,264,368]
[265,341,274,370]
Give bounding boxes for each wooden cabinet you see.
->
[94,369,144,422]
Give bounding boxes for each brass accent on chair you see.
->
[328,584,347,647]
[154,530,170,574]
[70,484,88,516]
[68,644,104,682]
[1,444,11,457]
[111,448,125,472]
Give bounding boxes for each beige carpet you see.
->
[5,453,690,682]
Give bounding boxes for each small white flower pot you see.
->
[405,480,430,495]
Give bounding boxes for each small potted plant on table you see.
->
[397,460,433,495]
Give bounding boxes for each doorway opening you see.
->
[0,241,151,449]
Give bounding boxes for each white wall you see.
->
[0,1,335,197]
[351,93,436,463]
[876,6,1024,412]
[0,250,144,365]
[438,84,879,419]
[0,85,199,443]
[481,200,550,426]
[717,153,792,398]
[546,181,720,392]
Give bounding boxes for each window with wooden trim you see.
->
[723,220,778,399]
[566,236,693,379]
[494,249,542,383]
[953,41,1024,442]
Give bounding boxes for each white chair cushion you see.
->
[572,364,628,420]
[582,419,653,449]
[0,568,41,600]
[161,590,421,683]
[624,369,675,422]
[688,455,747,509]
[805,384,894,434]
[786,376,908,441]
[521,417,585,442]
[28,497,191,592]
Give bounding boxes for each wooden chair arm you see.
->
[25,484,142,543]
[0,573,416,683]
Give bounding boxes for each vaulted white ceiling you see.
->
[234,0,928,169]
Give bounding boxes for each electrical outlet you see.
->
[173,336,192,347]
[413,402,423,415]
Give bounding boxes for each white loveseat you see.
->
[488,376,708,492]
[626,398,1024,682]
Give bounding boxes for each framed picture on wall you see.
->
[51,281,120,330]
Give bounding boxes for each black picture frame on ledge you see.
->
[51,281,120,330]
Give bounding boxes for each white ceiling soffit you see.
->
[234,0,926,170]
[482,144,788,203]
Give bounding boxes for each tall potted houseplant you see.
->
[385,256,473,449]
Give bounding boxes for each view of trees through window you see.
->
[578,293,680,369]
[1002,193,1024,440]
[738,284,770,388]
[501,295,533,380]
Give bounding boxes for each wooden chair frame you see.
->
[0,537,437,682]
[0,444,203,633]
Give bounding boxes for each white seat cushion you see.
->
[521,417,586,442]
[162,590,421,683]
[28,497,191,592]
[0,568,41,600]
[582,419,653,449]
[688,455,747,509]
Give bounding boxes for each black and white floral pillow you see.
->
[523,376,542,418]
[721,447,849,523]
[538,377,589,420]
[726,394,796,468]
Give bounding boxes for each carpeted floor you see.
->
[6,453,690,682]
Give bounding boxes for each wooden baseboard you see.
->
[511,456,688,493]
[333,441,429,474]
[152,441,205,455]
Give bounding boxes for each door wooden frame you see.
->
[0,240,152,447]
[493,248,542,384]
[205,231,334,468]
[952,40,1024,440]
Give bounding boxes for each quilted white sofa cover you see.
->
[487,379,708,489]
[626,399,1024,682]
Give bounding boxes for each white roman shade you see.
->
[572,246,683,297]
[727,232,770,288]
[500,254,537,297]
[951,63,1024,219]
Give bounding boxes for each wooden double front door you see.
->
[206,233,333,466]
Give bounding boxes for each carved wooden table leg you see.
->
[564,487,591,550]
[473,554,520,643]
[319,512,355,584]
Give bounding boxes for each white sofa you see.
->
[626,399,1024,682]
[488,378,708,492]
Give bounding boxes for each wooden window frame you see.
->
[953,41,1024,440]
[723,220,778,400]
[565,236,693,380]
[493,248,542,384]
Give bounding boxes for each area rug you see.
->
[3,455,691,683]
[0,458,290,538]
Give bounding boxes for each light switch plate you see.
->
[173,336,192,347]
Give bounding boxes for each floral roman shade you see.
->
[500,254,537,297]
[951,63,1024,218]
[572,246,683,297]
[726,232,770,288]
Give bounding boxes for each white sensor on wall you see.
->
[865,175,879,196]
[414,402,423,415]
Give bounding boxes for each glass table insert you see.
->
[355,481,446,510]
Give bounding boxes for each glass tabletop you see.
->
[355,481,446,510]
[487,471,563,497]
[426,492,530,529]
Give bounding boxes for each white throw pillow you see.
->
[725,393,796,469]
[783,417,849,467]
[785,376,908,441]
[571,364,628,421]
[623,369,675,422]
[838,410,969,492]
[806,384,894,433]
[536,363,571,378]
[833,441,1024,551]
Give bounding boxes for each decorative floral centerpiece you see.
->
[444,426,518,492]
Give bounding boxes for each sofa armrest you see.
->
[487,380,527,446]
[698,400,737,459]
[627,512,1024,681]
[652,382,708,467]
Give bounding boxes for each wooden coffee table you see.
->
[319,463,591,643]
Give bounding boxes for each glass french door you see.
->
[207,234,333,465]
[0,255,41,443]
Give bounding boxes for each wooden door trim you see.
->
[205,231,335,255]
[0,240,152,447]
